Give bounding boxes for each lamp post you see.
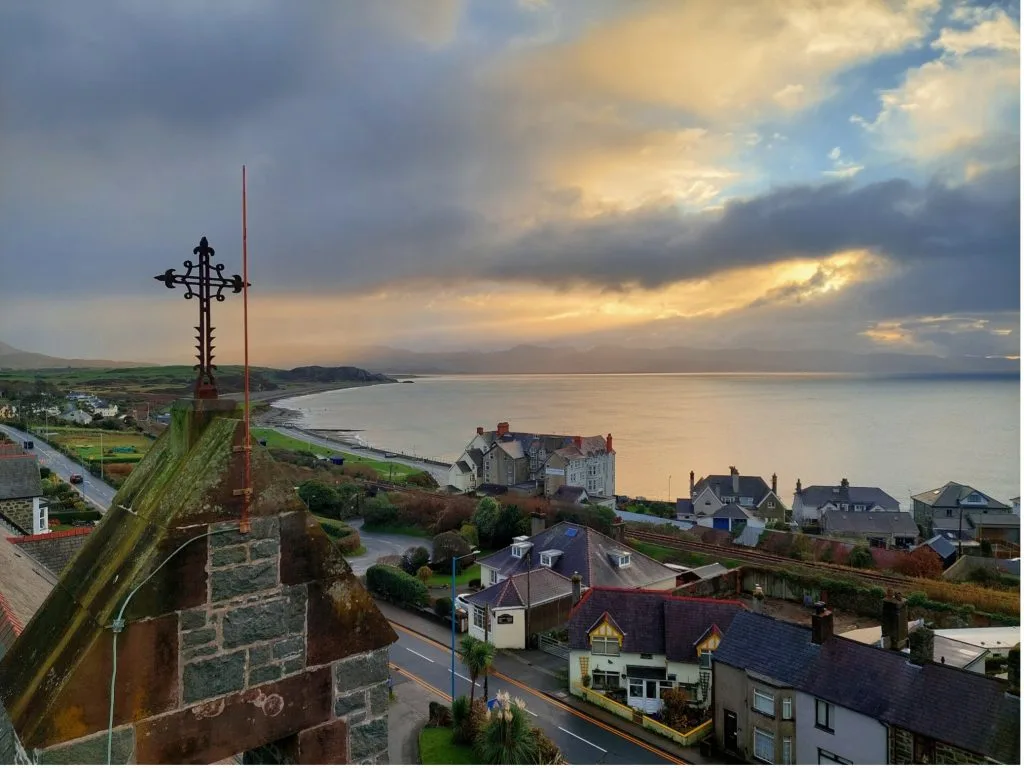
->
[668,474,672,502]
[451,549,480,701]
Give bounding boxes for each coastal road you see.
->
[0,424,116,511]
[387,621,681,765]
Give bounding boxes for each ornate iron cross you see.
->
[155,236,249,399]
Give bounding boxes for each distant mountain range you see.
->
[0,340,149,370]
[337,344,1020,376]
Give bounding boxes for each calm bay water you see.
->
[276,374,1021,509]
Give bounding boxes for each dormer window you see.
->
[539,549,562,567]
[609,551,631,568]
[854,504,865,512]
[511,544,531,559]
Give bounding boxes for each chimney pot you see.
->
[841,478,850,489]
[796,478,802,494]
[605,433,613,453]
[731,467,739,494]
[771,473,778,494]
[574,435,582,450]
[497,422,509,437]
[476,426,484,435]
[811,602,834,645]
[689,470,695,497]
[882,592,909,652]
[571,571,582,605]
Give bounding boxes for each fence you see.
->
[571,685,713,747]
[538,632,570,660]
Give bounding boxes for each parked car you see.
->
[69,474,84,484]
[22,440,33,450]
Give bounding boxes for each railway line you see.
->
[626,527,917,590]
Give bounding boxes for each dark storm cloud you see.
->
[0,0,1018,330]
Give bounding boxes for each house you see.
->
[713,600,1020,765]
[916,534,959,570]
[820,510,919,549]
[568,588,745,713]
[448,422,615,498]
[0,453,48,535]
[687,467,786,522]
[913,482,1012,535]
[792,478,901,528]
[472,522,680,648]
[696,503,764,534]
[551,485,589,505]
[1012,497,1020,516]
[62,409,93,426]
[93,403,119,418]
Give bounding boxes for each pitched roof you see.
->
[694,473,770,504]
[568,587,744,662]
[798,484,900,510]
[0,456,43,501]
[912,482,1010,510]
[455,460,472,473]
[968,512,1020,528]
[478,522,678,589]
[712,503,753,520]
[552,485,588,503]
[822,511,918,537]
[675,499,693,516]
[467,448,484,468]
[921,534,957,560]
[496,440,525,460]
[715,612,1020,764]
[0,535,57,655]
[465,567,573,609]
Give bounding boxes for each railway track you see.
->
[626,528,916,590]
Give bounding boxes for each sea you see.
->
[275,373,1021,510]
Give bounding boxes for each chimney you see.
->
[909,625,935,666]
[881,590,909,651]
[1008,644,1020,695]
[689,471,695,496]
[811,602,834,645]
[730,466,739,494]
[796,478,802,494]
[573,435,582,450]
[497,422,509,437]
[752,584,765,614]
[476,426,484,436]
[841,478,850,491]
[531,513,546,537]
[571,572,582,605]
[771,473,778,494]
[610,521,625,543]
[605,433,613,453]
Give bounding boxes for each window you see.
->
[781,697,792,720]
[946,509,953,517]
[640,653,653,660]
[511,544,530,559]
[767,501,776,510]
[699,650,713,668]
[616,553,631,568]
[591,670,620,690]
[629,680,643,697]
[754,728,774,763]
[818,748,852,765]
[473,606,486,629]
[782,737,792,765]
[854,504,865,512]
[840,503,849,511]
[815,699,834,732]
[752,689,775,716]
[591,637,620,656]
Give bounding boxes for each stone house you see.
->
[913,482,1012,536]
[686,467,787,523]
[712,602,1019,765]
[792,478,901,528]
[567,587,744,713]
[0,398,397,764]
[0,453,47,535]
[820,509,920,549]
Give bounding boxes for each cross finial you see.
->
[154,236,250,399]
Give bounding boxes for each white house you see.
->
[1011,497,1020,517]
[62,409,93,426]
[0,455,49,535]
[792,478,901,527]
[567,587,745,713]
[464,568,576,649]
[94,403,119,418]
[794,690,889,765]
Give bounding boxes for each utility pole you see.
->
[957,498,963,560]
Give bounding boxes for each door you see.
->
[724,710,738,753]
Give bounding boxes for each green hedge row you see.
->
[366,564,429,607]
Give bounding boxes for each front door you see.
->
[627,678,663,713]
[724,710,738,753]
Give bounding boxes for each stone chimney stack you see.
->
[531,513,546,537]
[496,422,510,437]
[796,478,802,494]
[610,521,625,543]
[909,625,935,666]
[689,471,695,496]
[772,473,778,494]
[841,478,850,491]
[881,590,909,651]
[752,584,765,614]
[476,426,484,436]
[1008,644,1020,695]
[730,466,739,494]
[573,435,582,450]
[605,433,613,453]
[811,601,834,645]
[571,572,582,605]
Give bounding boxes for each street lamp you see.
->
[451,548,480,701]
[668,474,672,502]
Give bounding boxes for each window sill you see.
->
[752,708,775,719]
[815,725,835,734]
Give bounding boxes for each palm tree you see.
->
[475,691,538,765]
[459,636,496,705]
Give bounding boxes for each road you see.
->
[347,518,429,575]
[386,621,681,765]
[0,424,116,511]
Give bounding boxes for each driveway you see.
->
[347,518,431,575]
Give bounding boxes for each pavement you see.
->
[0,424,116,511]
[375,600,712,765]
[388,666,436,764]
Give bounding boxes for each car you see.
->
[69,474,84,484]
[454,593,473,614]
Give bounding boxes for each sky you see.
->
[0,0,1019,366]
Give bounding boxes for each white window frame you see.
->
[781,697,792,720]
[767,500,776,510]
[752,689,775,716]
[815,698,834,732]
[782,737,792,765]
[591,637,620,656]
[699,650,713,668]
[472,606,486,629]
[617,553,631,568]
[754,728,774,763]
[540,552,554,566]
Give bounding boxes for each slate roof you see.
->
[455,460,472,474]
[0,535,57,655]
[465,568,573,609]
[712,503,753,521]
[552,485,588,503]
[0,456,43,501]
[714,612,1020,764]
[496,440,525,460]
[968,512,1020,528]
[675,499,693,516]
[467,448,484,469]
[822,511,918,537]
[694,473,770,504]
[921,534,957,560]
[479,522,678,589]
[568,587,745,662]
[798,484,900,510]
[912,482,1010,510]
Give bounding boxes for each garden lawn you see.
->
[45,427,153,462]
[425,563,481,588]
[628,539,708,567]
[252,427,419,480]
[418,727,476,765]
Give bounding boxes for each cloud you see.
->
[823,147,865,178]
[861,312,1021,357]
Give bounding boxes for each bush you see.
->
[433,531,474,571]
[894,547,943,579]
[468,578,481,589]
[363,495,400,528]
[317,518,353,540]
[407,470,439,489]
[366,564,429,606]
[297,480,345,517]
[434,596,453,618]
[428,701,453,728]
[476,692,538,765]
[451,695,476,746]
[459,523,479,547]
[401,545,431,574]
[39,467,52,479]
[473,497,501,547]
[417,565,434,583]
[849,545,875,569]
[532,727,563,765]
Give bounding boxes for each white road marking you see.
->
[558,727,608,753]
[405,648,434,663]
[526,709,538,716]
[447,668,481,687]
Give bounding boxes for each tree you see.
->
[491,503,528,548]
[475,691,538,765]
[297,480,343,518]
[473,496,501,546]
[433,531,473,571]
[896,547,944,579]
[401,545,431,574]
[459,523,479,547]
[459,636,496,705]
[849,545,875,569]
[416,565,433,583]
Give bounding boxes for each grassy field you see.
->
[628,538,709,568]
[44,427,153,462]
[252,427,419,481]
[418,727,477,765]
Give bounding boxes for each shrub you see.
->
[434,596,453,618]
[451,695,478,746]
[789,534,813,561]
[849,545,875,569]
[821,545,834,563]
[39,467,52,479]
[428,701,453,728]
[468,578,481,589]
[317,518,353,540]
[375,554,403,568]
[533,727,563,765]
[407,470,439,488]
[417,565,434,583]
[894,547,944,579]
[366,564,429,606]
[476,692,537,765]
[363,495,400,528]
[433,531,474,571]
[401,545,431,574]
[459,523,479,547]
[661,688,691,732]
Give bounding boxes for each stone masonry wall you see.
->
[0,499,32,535]
[889,727,986,765]
[9,529,92,577]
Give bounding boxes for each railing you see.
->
[538,632,570,660]
[571,684,712,747]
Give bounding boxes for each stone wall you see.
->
[0,704,31,765]
[8,529,92,576]
[889,727,987,765]
[0,499,32,535]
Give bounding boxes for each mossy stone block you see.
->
[211,562,277,602]
[183,651,245,703]
[349,717,388,762]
